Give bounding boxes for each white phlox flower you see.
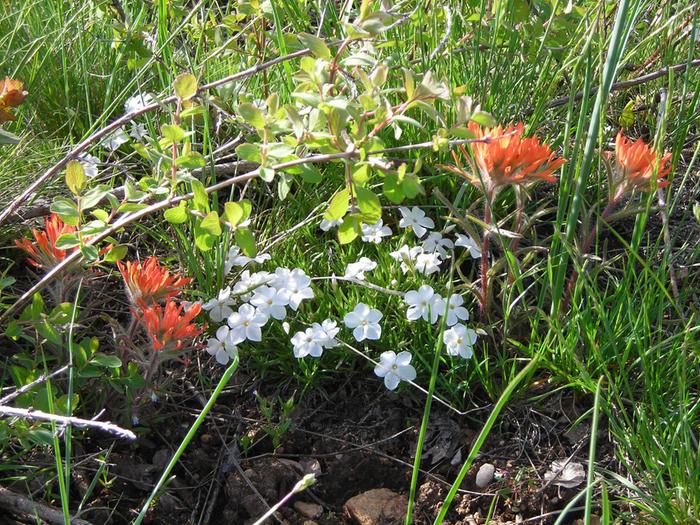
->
[227,304,269,343]
[443,324,478,359]
[455,234,482,259]
[373,350,417,390]
[224,246,271,274]
[311,319,340,348]
[124,92,156,114]
[250,285,290,320]
[233,270,273,301]
[398,206,434,238]
[129,122,148,141]
[413,251,443,275]
[320,217,343,231]
[271,268,314,310]
[102,128,129,151]
[79,154,100,178]
[343,303,383,341]
[361,219,393,244]
[202,287,236,322]
[344,257,377,281]
[422,232,454,258]
[206,325,239,365]
[404,285,444,324]
[443,294,469,326]
[291,328,324,358]
[390,244,423,274]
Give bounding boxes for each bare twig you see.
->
[0,406,136,440]
[0,486,93,525]
[0,365,70,404]
[543,58,700,111]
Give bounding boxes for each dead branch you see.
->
[0,486,92,525]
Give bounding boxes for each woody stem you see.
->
[480,186,494,321]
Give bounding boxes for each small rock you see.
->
[302,522,318,525]
[475,463,495,488]
[344,488,407,525]
[294,501,323,519]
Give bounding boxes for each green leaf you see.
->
[90,353,122,368]
[338,216,360,244]
[224,201,245,227]
[103,245,128,262]
[180,106,206,119]
[173,73,198,101]
[259,166,275,182]
[383,172,405,204]
[324,188,350,221]
[297,33,331,60]
[164,204,189,224]
[235,143,262,163]
[200,211,222,236]
[0,128,20,145]
[175,151,206,168]
[50,197,80,226]
[235,228,257,256]
[619,99,635,128]
[65,160,86,195]
[80,244,99,261]
[55,233,81,249]
[191,179,210,213]
[238,103,265,130]
[470,111,497,127]
[161,124,186,144]
[354,186,381,223]
[81,185,110,210]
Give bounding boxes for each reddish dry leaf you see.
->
[0,77,28,124]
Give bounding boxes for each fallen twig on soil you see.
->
[0,405,136,440]
[0,365,69,404]
[0,486,93,525]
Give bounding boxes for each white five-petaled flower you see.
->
[124,92,156,114]
[343,303,383,341]
[233,270,273,301]
[206,326,239,365]
[320,217,343,231]
[444,294,469,326]
[202,287,236,322]
[102,128,129,151]
[361,219,393,244]
[129,122,148,141]
[374,351,417,390]
[344,257,377,281]
[224,246,271,274]
[311,319,340,348]
[404,285,444,324]
[443,324,478,359]
[455,234,482,259]
[290,328,324,358]
[413,251,443,275]
[249,286,290,320]
[79,154,100,179]
[422,232,454,258]
[399,206,435,238]
[227,304,269,343]
[271,268,314,310]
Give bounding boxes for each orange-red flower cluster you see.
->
[610,131,672,202]
[15,214,77,269]
[117,257,192,305]
[443,122,565,193]
[135,300,204,351]
[0,77,28,124]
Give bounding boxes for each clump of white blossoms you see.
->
[443,324,478,359]
[124,92,156,114]
[227,304,269,343]
[344,257,377,281]
[374,351,417,390]
[206,326,239,365]
[233,270,273,301]
[404,285,444,324]
[271,268,314,310]
[361,219,392,244]
[455,234,482,259]
[202,286,236,322]
[398,206,435,238]
[422,232,454,258]
[390,244,443,275]
[343,303,383,341]
[250,286,290,320]
[290,319,340,358]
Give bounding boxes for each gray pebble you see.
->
[475,463,495,488]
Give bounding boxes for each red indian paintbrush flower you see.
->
[610,131,672,202]
[443,122,566,193]
[136,299,204,351]
[117,256,192,305]
[15,213,77,269]
[0,77,28,124]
